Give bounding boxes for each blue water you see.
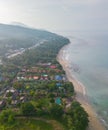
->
[57,31,108,128]
[55,97,61,105]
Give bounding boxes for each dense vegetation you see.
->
[0,25,89,130]
[7,36,69,66]
[0,110,54,130]
[0,23,64,56]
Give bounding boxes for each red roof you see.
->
[33,76,39,80]
[50,65,56,69]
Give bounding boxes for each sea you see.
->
[56,30,108,128]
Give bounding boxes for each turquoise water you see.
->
[55,97,61,105]
[58,31,108,128]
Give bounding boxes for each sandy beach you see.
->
[57,44,106,130]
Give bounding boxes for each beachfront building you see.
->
[55,75,62,81]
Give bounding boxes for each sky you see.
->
[0,0,108,32]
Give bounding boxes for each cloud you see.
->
[60,0,100,6]
[0,0,108,31]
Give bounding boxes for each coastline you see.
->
[57,43,106,130]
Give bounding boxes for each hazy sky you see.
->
[0,0,108,32]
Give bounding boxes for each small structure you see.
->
[43,74,49,80]
[11,100,19,106]
[0,100,6,109]
[33,76,39,80]
[17,76,21,80]
[50,65,56,69]
[29,76,32,80]
[6,88,16,93]
[50,76,54,80]
[37,62,51,66]
[55,97,61,105]
[62,76,67,82]
[55,75,62,81]
[0,75,3,82]
[20,96,27,103]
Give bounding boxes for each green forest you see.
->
[0,25,89,130]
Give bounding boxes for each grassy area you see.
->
[49,120,64,130]
[0,119,54,130]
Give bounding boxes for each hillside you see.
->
[0,24,89,130]
[0,23,67,57]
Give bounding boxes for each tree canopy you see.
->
[21,102,36,116]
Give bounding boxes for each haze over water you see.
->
[58,31,108,127]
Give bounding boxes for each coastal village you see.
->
[0,61,74,110]
[0,29,89,130]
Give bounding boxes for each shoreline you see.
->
[57,43,106,130]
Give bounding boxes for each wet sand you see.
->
[57,44,106,130]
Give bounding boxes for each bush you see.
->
[0,109,15,125]
[21,102,36,116]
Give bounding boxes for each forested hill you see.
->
[0,23,69,56]
[0,24,89,130]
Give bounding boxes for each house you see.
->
[21,68,26,72]
[55,69,61,73]
[62,76,67,81]
[43,74,48,77]
[0,100,6,109]
[65,98,73,107]
[29,76,32,80]
[6,88,18,98]
[55,75,62,81]
[38,70,42,73]
[12,90,19,99]
[6,88,16,93]
[50,76,54,80]
[45,77,48,80]
[21,76,25,80]
[20,96,27,103]
[0,74,3,81]
[56,83,62,87]
[50,65,56,69]
[33,76,39,80]
[40,76,44,80]
[37,62,51,66]
[17,76,21,80]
